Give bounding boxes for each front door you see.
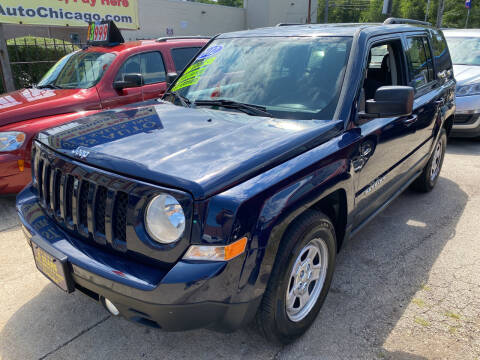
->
[352,38,419,229]
[100,51,168,109]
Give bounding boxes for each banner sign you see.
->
[0,0,139,30]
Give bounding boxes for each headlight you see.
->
[456,83,480,97]
[0,132,26,152]
[145,194,185,244]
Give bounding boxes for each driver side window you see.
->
[115,52,166,85]
[359,39,405,111]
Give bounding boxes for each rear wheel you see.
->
[256,210,336,344]
[411,128,447,193]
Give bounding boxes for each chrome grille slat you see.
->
[59,174,67,220]
[42,164,51,209]
[54,171,61,215]
[72,177,80,228]
[104,189,116,246]
[86,182,96,237]
[37,159,44,200]
[78,180,89,236]
[49,169,58,213]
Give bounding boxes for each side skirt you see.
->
[349,168,422,240]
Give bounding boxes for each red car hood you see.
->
[0,87,102,127]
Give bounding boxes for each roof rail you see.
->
[156,36,210,42]
[276,23,303,27]
[383,18,431,26]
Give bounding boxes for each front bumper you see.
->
[17,186,260,332]
[451,95,480,138]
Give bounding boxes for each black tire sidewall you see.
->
[426,129,447,190]
[267,214,336,342]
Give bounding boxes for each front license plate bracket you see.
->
[31,236,75,293]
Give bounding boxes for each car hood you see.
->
[38,101,343,199]
[453,64,480,86]
[0,87,101,127]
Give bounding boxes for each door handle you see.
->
[353,141,375,172]
[437,70,447,79]
[403,114,418,125]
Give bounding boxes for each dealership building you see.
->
[1,0,318,42]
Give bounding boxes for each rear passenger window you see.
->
[171,47,201,72]
[115,52,166,85]
[430,30,452,72]
[405,37,434,89]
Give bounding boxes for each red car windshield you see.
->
[37,51,116,89]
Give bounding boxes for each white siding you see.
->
[3,0,317,42]
[245,0,317,29]
[123,0,246,40]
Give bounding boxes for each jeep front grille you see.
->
[33,146,130,252]
[31,141,193,264]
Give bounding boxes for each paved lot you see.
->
[0,138,479,360]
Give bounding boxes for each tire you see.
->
[411,128,447,193]
[256,210,336,344]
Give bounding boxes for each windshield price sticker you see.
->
[197,45,223,60]
[87,22,109,43]
[172,56,217,91]
[172,45,223,91]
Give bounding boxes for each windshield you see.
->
[445,36,480,66]
[37,51,116,89]
[171,37,352,120]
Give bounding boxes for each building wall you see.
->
[243,0,268,30]
[245,0,317,29]
[123,0,246,40]
[2,0,316,43]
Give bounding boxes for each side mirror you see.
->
[166,72,178,87]
[364,86,414,118]
[113,73,144,90]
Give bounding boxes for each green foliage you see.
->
[193,0,218,4]
[217,0,243,7]
[7,37,79,89]
[318,0,477,28]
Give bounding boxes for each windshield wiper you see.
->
[194,99,273,117]
[36,84,63,90]
[163,92,191,108]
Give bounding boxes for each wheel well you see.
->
[311,189,347,252]
[444,115,454,137]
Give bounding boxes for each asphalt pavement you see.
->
[0,138,479,360]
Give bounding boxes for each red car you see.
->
[0,28,208,194]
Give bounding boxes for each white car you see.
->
[444,29,480,138]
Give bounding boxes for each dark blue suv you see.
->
[17,19,455,344]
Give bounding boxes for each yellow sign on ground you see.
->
[0,0,139,30]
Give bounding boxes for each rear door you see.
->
[400,33,442,170]
[100,51,168,108]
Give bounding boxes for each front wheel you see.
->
[256,210,336,344]
[411,128,447,193]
